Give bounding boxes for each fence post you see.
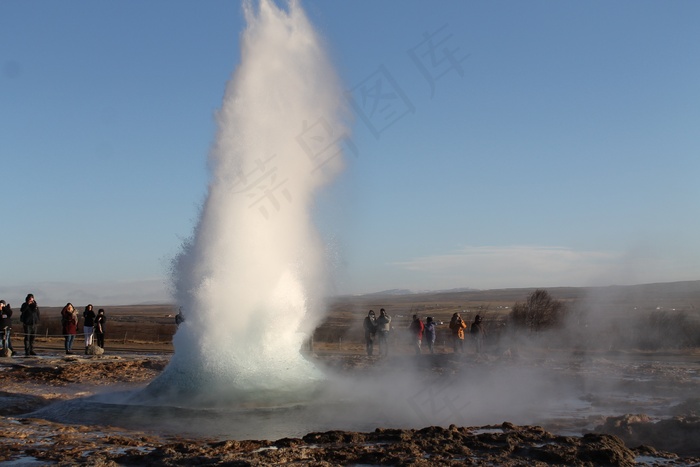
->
[123,332,127,344]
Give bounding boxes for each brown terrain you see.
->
[1,281,699,465]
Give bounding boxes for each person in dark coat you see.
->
[83,304,96,354]
[363,310,377,356]
[409,314,425,355]
[1,299,17,356]
[470,314,486,354]
[175,307,185,326]
[20,293,40,356]
[95,309,106,349]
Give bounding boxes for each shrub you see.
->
[510,289,567,332]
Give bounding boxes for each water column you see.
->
[148,0,348,405]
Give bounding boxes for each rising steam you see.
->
[149,0,348,404]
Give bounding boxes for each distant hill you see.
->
[348,286,482,297]
[361,289,416,296]
[342,280,700,307]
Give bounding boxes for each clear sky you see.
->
[2,1,699,306]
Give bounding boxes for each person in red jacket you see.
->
[409,314,425,355]
[61,303,78,354]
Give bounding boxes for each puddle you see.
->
[471,428,503,435]
[2,456,50,466]
[634,455,698,466]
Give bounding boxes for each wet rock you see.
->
[303,429,367,444]
[601,413,652,432]
[671,397,700,417]
[596,414,700,457]
[501,421,517,431]
[578,433,636,467]
[3,415,700,466]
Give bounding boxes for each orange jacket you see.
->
[449,317,467,339]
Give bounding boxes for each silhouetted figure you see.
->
[175,308,185,326]
[409,314,424,354]
[363,310,377,356]
[83,304,96,354]
[376,308,392,357]
[424,316,437,354]
[449,312,466,353]
[1,300,16,356]
[20,294,40,356]
[95,309,106,349]
[470,314,486,354]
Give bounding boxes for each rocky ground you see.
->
[2,417,686,467]
[0,351,699,466]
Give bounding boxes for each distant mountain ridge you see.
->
[361,287,481,296]
[347,280,700,303]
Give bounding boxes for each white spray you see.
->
[150,0,348,405]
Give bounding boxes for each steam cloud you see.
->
[136,0,696,440]
[150,0,348,404]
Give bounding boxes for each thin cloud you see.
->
[392,245,629,289]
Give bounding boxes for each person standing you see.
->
[409,314,424,355]
[449,312,467,354]
[83,304,96,354]
[175,308,185,326]
[376,308,392,357]
[424,316,437,354]
[363,310,377,356]
[61,303,78,354]
[20,293,40,356]
[1,300,16,356]
[470,314,486,355]
[95,309,106,349]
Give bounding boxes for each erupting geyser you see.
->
[147,0,348,405]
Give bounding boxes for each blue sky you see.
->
[2,1,699,305]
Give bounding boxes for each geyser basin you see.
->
[27,351,700,441]
[152,0,349,405]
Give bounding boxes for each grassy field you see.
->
[16,280,700,353]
